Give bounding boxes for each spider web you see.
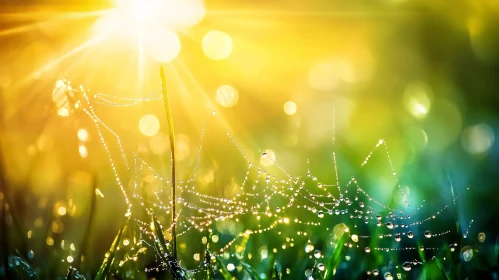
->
[52,79,474,279]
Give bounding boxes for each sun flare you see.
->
[115,0,163,23]
[89,0,205,63]
[103,0,206,33]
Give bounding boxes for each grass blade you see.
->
[151,214,170,256]
[150,215,187,280]
[214,253,232,280]
[432,256,451,280]
[77,174,98,269]
[65,267,86,280]
[241,262,262,280]
[8,255,39,280]
[322,224,348,279]
[95,216,130,280]
[272,263,281,280]
[160,66,177,261]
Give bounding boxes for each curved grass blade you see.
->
[203,249,212,280]
[95,216,130,280]
[213,254,232,280]
[151,214,170,256]
[432,256,451,280]
[272,263,281,280]
[8,255,38,280]
[241,262,262,280]
[150,215,187,280]
[77,174,98,268]
[160,65,177,261]
[65,267,86,280]
[322,226,348,279]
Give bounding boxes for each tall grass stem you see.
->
[160,66,177,260]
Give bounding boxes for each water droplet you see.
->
[395,234,401,242]
[317,210,324,218]
[461,246,473,262]
[305,269,313,277]
[424,230,432,238]
[478,232,486,243]
[384,272,393,280]
[314,250,321,258]
[386,222,394,229]
[407,231,414,239]
[276,207,281,213]
[318,263,325,271]
[305,241,314,253]
[351,234,358,243]
[402,262,412,271]
[373,269,379,276]
[376,214,382,220]
[359,202,364,208]
[419,246,424,251]
[365,247,371,253]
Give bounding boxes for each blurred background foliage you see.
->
[1,0,499,279]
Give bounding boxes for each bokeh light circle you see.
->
[77,129,89,142]
[478,232,486,243]
[176,134,190,161]
[308,62,339,91]
[202,30,233,60]
[215,85,239,107]
[403,81,432,119]
[139,114,160,136]
[146,29,181,62]
[284,101,297,115]
[308,59,354,91]
[260,149,276,167]
[174,0,205,26]
[52,83,72,117]
[149,133,168,155]
[461,123,495,155]
[425,98,462,151]
[461,246,473,262]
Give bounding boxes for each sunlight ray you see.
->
[0,21,49,38]
[0,9,111,39]
[21,31,114,84]
[174,58,261,163]
[0,9,110,21]
[206,9,417,18]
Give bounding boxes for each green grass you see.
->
[95,216,130,280]
[0,68,494,280]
